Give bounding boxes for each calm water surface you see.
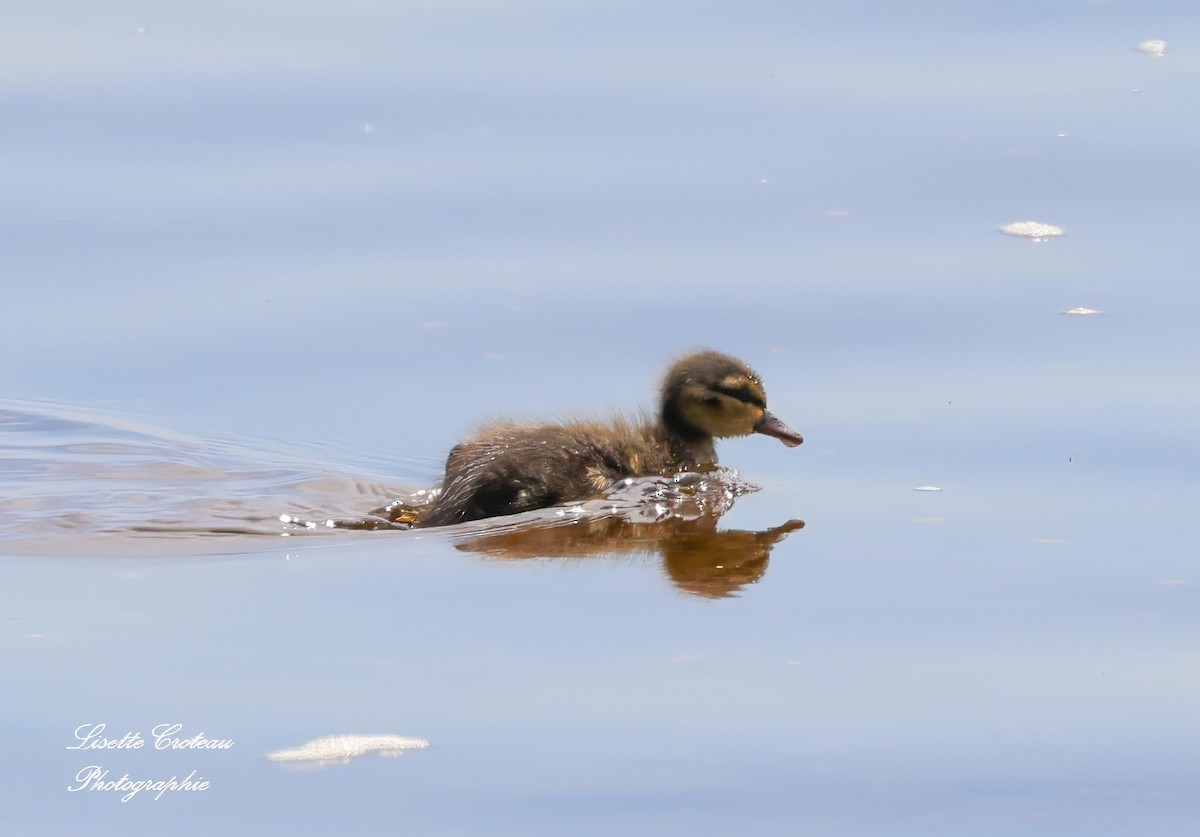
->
[4,2,1199,834]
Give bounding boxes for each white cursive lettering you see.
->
[67,723,144,751]
[67,765,210,802]
[151,723,235,750]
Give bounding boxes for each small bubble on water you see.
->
[1136,39,1167,57]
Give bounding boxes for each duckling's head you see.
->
[660,350,803,447]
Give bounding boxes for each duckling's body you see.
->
[415,350,801,528]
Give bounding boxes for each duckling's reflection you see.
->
[350,471,804,597]
[450,514,804,599]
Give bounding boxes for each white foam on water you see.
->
[266,734,430,766]
[1000,221,1065,241]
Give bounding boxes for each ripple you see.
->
[0,401,415,554]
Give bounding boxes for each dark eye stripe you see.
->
[710,385,765,409]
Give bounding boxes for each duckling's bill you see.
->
[754,411,803,447]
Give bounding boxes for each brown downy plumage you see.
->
[415,350,802,528]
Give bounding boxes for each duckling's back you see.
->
[415,419,669,527]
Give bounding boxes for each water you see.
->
[4,2,1199,834]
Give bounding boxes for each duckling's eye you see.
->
[700,394,721,407]
[711,385,765,410]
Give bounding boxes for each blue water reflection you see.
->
[4,0,1199,833]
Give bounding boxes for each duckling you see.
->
[414,350,802,528]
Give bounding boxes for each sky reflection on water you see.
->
[3,1,1199,834]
